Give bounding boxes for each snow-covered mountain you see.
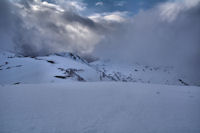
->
[0,51,195,86]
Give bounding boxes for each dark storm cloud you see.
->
[0,0,104,56]
[62,11,96,28]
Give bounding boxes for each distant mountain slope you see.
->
[0,51,100,84]
[0,51,194,86]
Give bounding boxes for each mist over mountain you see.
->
[0,0,200,83]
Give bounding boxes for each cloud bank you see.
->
[94,0,200,83]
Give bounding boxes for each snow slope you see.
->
[91,60,186,85]
[0,51,196,86]
[0,82,200,133]
[0,51,100,84]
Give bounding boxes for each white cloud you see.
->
[115,1,126,7]
[95,2,103,6]
[31,1,65,12]
[159,0,200,22]
[49,0,87,12]
[89,11,128,23]
[65,1,86,11]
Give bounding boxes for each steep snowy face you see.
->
[0,51,197,86]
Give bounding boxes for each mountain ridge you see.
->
[0,51,194,86]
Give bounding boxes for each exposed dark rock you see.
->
[178,79,189,86]
[0,62,8,67]
[47,60,55,64]
[54,76,66,79]
[56,68,85,81]
[6,67,11,69]
[16,65,22,67]
[13,82,21,85]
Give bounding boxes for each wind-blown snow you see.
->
[0,82,200,133]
